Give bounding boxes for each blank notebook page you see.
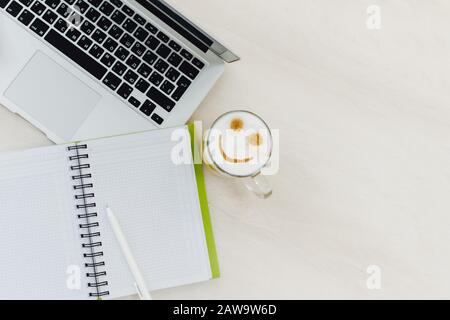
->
[0,145,87,299]
[86,128,212,298]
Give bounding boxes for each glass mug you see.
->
[203,110,273,199]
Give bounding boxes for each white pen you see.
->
[106,206,152,300]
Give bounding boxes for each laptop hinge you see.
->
[209,42,240,63]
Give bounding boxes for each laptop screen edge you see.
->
[135,0,240,63]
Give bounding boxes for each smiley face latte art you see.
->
[204,111,272,177]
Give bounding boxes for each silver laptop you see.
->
[0,0,238,143]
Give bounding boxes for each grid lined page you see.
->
[0,145,87,299]
[85,127,211,299]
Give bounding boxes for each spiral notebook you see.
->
[0,125,219,299]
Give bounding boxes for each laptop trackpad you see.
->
[5,51,100,141]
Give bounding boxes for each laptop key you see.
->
[56,2,71,17]
[134,27,148,42]
[100,52,115,67]
[18,0,32,6]
[133,13,145,25]
[123,69,138,84]
[119,33,134,48]
[117,82,133,99]
[143,50,157,65]
[165,67,180,82]
[63,0,75,4]
[171,76,191,101]
[114,46,130,60]
[91,28,106,43]
[86,0,101,7]
[42,9,57,24]
[121,4,133,16]
[0,0,11,8]
[30,1,45,15]
[180,49,193,61]
[103,37,118,52]
[151,113,163,125]
[168,40,181,52]
[171,85,187,102]
[156,31,169,43]
[125,54,140,69]
[144,21,157,34]
[110,9,125,24]
[192,57,205,69]
[89,43,104,58]
[80,20,95,35]
[54,18,68,33]
[66,28,81,42]
[179,60,199,80]
[131,42,145,57]
[78,35,93,50]
[128,96,141,108]
[45,29,107,79]
[110,0,121,8]
[167,52,182,67]
[154,59,168,74]
[18,9,35,25]
[135,78,150,93]
[98,1,113,16]
[160,80,175,95]
[177,75,191,88]
[30,17,49,36]
[96,16,112,31]
[7,1,23,17]
[156,44,171,59]
[137,63,152,78]
[103,72,121,90]
[74,0,88,13]
[122,18,137,33]
[148,71,163,86]
[146,86,175,112]
[44,0,59,8]
[144,35,159,50]
[108,24,124,39]
[85,7,100,22]
[140,100,156,116]
[112,61,127,76]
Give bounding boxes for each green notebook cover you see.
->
[188,123,220,279]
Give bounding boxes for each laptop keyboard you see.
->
[0,0,206,125]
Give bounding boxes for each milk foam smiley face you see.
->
[205,111,272,177]
[219,117,264,164]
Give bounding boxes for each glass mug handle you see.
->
[242,173,272,199]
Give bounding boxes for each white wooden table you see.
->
[1,0,450,299]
